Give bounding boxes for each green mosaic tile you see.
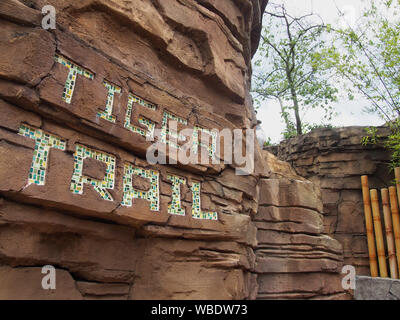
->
[192,126,217,159]
[129,93,156,110]
[54,54,94,104]
[97,80,121,123]
[122,163,159,211]
[191,182,218,220]
[160,111,187,149]
[18,125,66,186]
[70,144,115,201]
[167,174,186,216]
[124,94,156,139]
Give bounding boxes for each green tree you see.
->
[252,3,338,138]
[322,0,400,121]
[323,0,400,167]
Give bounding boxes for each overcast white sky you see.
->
[253,0,384,143]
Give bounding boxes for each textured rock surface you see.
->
[255,152,348,299]
[0,266,83,300]
[355,276,400,300]
[267,127,393,276]
[0,0,346,300]
[0,0,266,300]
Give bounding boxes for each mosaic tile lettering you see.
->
[124,94,156,139]
[122,163,159,211]
[97,80,121,123]
[18,125,66,186]
[161,111,188,150]
[192,126,217,159]
[167,174,186,216]
[54,54,94,104]
[191,182,218,220]
[70,144,115,201]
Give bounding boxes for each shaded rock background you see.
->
[0,0,346,299]
[267,126,393,276]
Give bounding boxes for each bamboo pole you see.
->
[389,186,400,276]
[381,188,398,278]
[370,189,388,277]
[395,167,400,206]
[361,176,379,277]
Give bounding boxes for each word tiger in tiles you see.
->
[54,54,218,159]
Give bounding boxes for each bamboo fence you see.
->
[361,171,400,278]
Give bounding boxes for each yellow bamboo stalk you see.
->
[395,167,400,206]
[381,188,398,279]
[389,186,400,276]
[370,189,388,277]
[361,176,379,277]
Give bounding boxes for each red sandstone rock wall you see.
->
[269,127,392,276]
[0,0,346,300]
[255,152,347,299]
[0,0,266,300]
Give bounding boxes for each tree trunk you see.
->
[277,96,291,132]
[291,88,302,135]
[285,55,302,135]
[287,77,302,135]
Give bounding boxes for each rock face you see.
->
[355,276,400,300]
[0,0,346,300]
[268,127,393,276]
[255,152,347,299]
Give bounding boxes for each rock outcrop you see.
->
[0,0,346,300]
[255,152,347,299]
[268,127,393,276]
